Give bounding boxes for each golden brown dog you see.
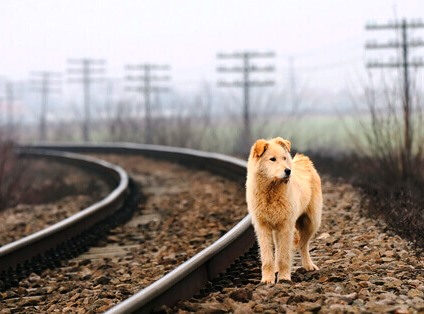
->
[246,137,322,283]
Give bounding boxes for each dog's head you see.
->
[248,137,292,183]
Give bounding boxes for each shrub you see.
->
[347,75,424,254]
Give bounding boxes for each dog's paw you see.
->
[261,278,274,284]
[303,262,319,271]
[276,272,291,282]
[261,273,275,284]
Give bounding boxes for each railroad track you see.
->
[1,144,422,313]
[1,143,254,313]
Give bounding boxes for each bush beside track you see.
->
[311,152,423,255]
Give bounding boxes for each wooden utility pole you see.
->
[0,78,4,130]
[217,51,275,150]
[5,82,15,138]
[366,19,424,178]
[126,64,170,144]
[31,71,61,141]
[288,57,299,110]
[68,59,105,142]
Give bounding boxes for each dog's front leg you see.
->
[274,224,294,281]
[255,224,275,284]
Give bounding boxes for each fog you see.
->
[0,0,423,151]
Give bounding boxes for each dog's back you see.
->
[291,153,322,212]
[288,154,323,230]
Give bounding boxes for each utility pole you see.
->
[0,95,2,130]
[68,59,105,142]
[217,51,275,150]
[5,82,15,138]
[30,71,61,141]
[0,78,5,132]
[288,57,299,111]
[126,64,171,144]
[365,19,424,178]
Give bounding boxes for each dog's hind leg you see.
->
[296,211,320,271]
[255,223,275,283]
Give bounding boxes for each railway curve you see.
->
[0,148,131,288]
[19,143,255,313]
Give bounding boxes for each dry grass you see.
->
[0,139,28,210]
[310,148,423,255]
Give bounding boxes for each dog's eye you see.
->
[283,156,287,160]
[270,157,276,162]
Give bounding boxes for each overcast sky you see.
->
[0,0,423,93]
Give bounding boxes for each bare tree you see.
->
[346,70,424,182]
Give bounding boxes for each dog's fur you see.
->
[246,137,322,283]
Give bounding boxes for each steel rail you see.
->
[108,215,255,314]
[21,143,256,314]
[23,143,247,181]
[0,148,129,272]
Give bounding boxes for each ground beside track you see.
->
[0,158,110,246]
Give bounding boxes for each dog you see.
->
[246,137,322,283]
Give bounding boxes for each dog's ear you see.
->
[251,139,269,158]
[274,137,291,152]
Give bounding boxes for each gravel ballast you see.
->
[1,154,423,313]
[171,178,424,313]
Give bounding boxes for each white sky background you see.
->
[0,0,423,114]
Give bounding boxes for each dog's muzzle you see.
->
[279,168,291,183]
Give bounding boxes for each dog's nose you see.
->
[284,168,291,176]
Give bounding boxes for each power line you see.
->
[365,18,424,178]
[30,71,61,141]
[278,36,364,59]
[283,56,363,72]
[126,63,171,144]
[217,51,275,149]
[68,58,106,142]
